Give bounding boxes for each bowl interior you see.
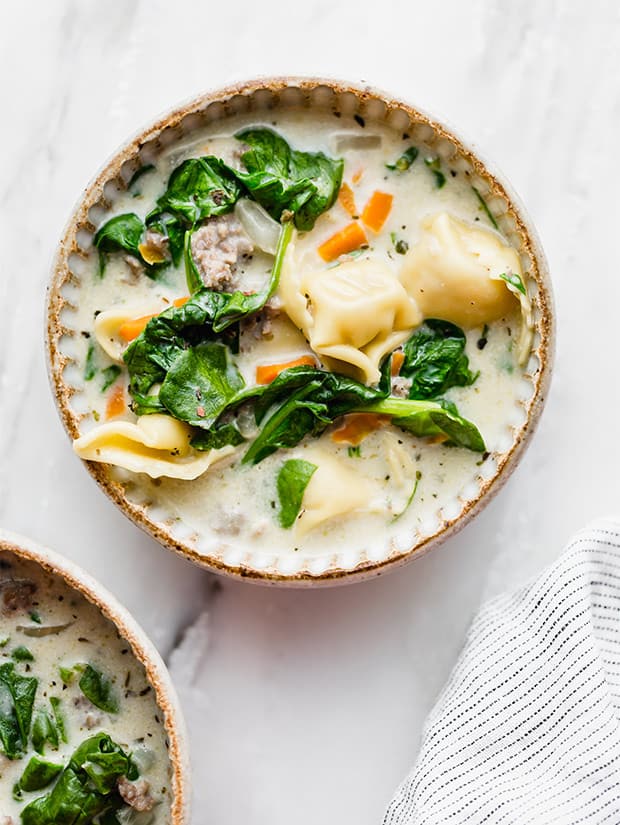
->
[0,529,190,822]
[46,77,553,585]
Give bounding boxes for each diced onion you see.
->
[331,133,383,153]
[234,199,280,255]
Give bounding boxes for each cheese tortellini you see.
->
[94,300,170,362]
[73,414,235,480]
[399,212,520,328]
[294,450,378,536]
[279,254,421,384]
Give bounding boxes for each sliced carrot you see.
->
[105,384,126,420]
[352,167,364,185]
[338,182,358,217]
[361,190,393,233]
[256,355,317,385]
[391,351,405,376]
[331,413,391,446]
[318,222,368,262]
[118,296,189,343]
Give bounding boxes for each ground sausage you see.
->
[190,214,253,290]
[0,578,36,615]
[117,776,156,812]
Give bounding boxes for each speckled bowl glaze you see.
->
[0,529,190,822]
[46,77,554,587]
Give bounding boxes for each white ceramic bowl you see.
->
[0,528,191,822]
[46,77,554,586]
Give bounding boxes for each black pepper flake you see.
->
[139,686,152,696]
[81,331,90,339]
[333,111,342,118]
[354,114,365,128]
[477,336,488,350]
[77,637,90,643]
[450,170,457,178]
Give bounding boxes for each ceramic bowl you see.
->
[46,77,554,586]
[0,528,190,822]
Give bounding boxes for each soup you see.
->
[0,552,171,823]
[65,109,532,561]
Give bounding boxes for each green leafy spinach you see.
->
[277,459,318,528]
[93,213,146,277]
[0,662,37,759]
[386,146,418,172]
[78,664,119,715]
[233,127,343,230]
[20,733,132,825]
[18,756,63,793]
[400,320,478,400]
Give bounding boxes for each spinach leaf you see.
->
[93,213,145,277]
[32,709,59,755]
[100,365,121,392]
[84,341,97,381]
[471,185,499,229]
[401,320,478,399]
[12,645,34,661]
[240,367,386,465]
[424,156,446,189]
[368,397,486,452]
[191,422,245,451]
[386,146,418,172]
[277,459,317,528]
[159,342,245,428]
[50,697,67,744]
[234,128,343,230]
[148,156,242,226]
[78,664,119,714]
[0,662,37,759]
[239,365,485,460]
[20,733,131,825]
[498,271,527,296]
[19,756,63,792]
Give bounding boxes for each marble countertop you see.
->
[1,1,618,821]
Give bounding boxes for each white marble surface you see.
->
[1,1,619,821]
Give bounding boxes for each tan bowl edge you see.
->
[46,76,555,587]
[0,528,190,821]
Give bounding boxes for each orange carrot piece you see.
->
[338,182,358,217]
[352,168,363,185]
[391,351,405,376]
[331,413,391,446]
[318,222,368,262]
[256,356,317,385]
[118,296,189,343]
[361,190,393,233]
[105,384,126,420]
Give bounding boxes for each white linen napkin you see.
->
[383,518,620,825]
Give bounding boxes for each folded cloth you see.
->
[383,518,620,825]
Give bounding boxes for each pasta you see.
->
[399,212,521,328]
[280,253,421,383]
[73,414,235,479]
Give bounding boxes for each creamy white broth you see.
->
[0,553,171,822]
[65,108,527,561]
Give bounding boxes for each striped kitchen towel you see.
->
[383,518,620,825]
